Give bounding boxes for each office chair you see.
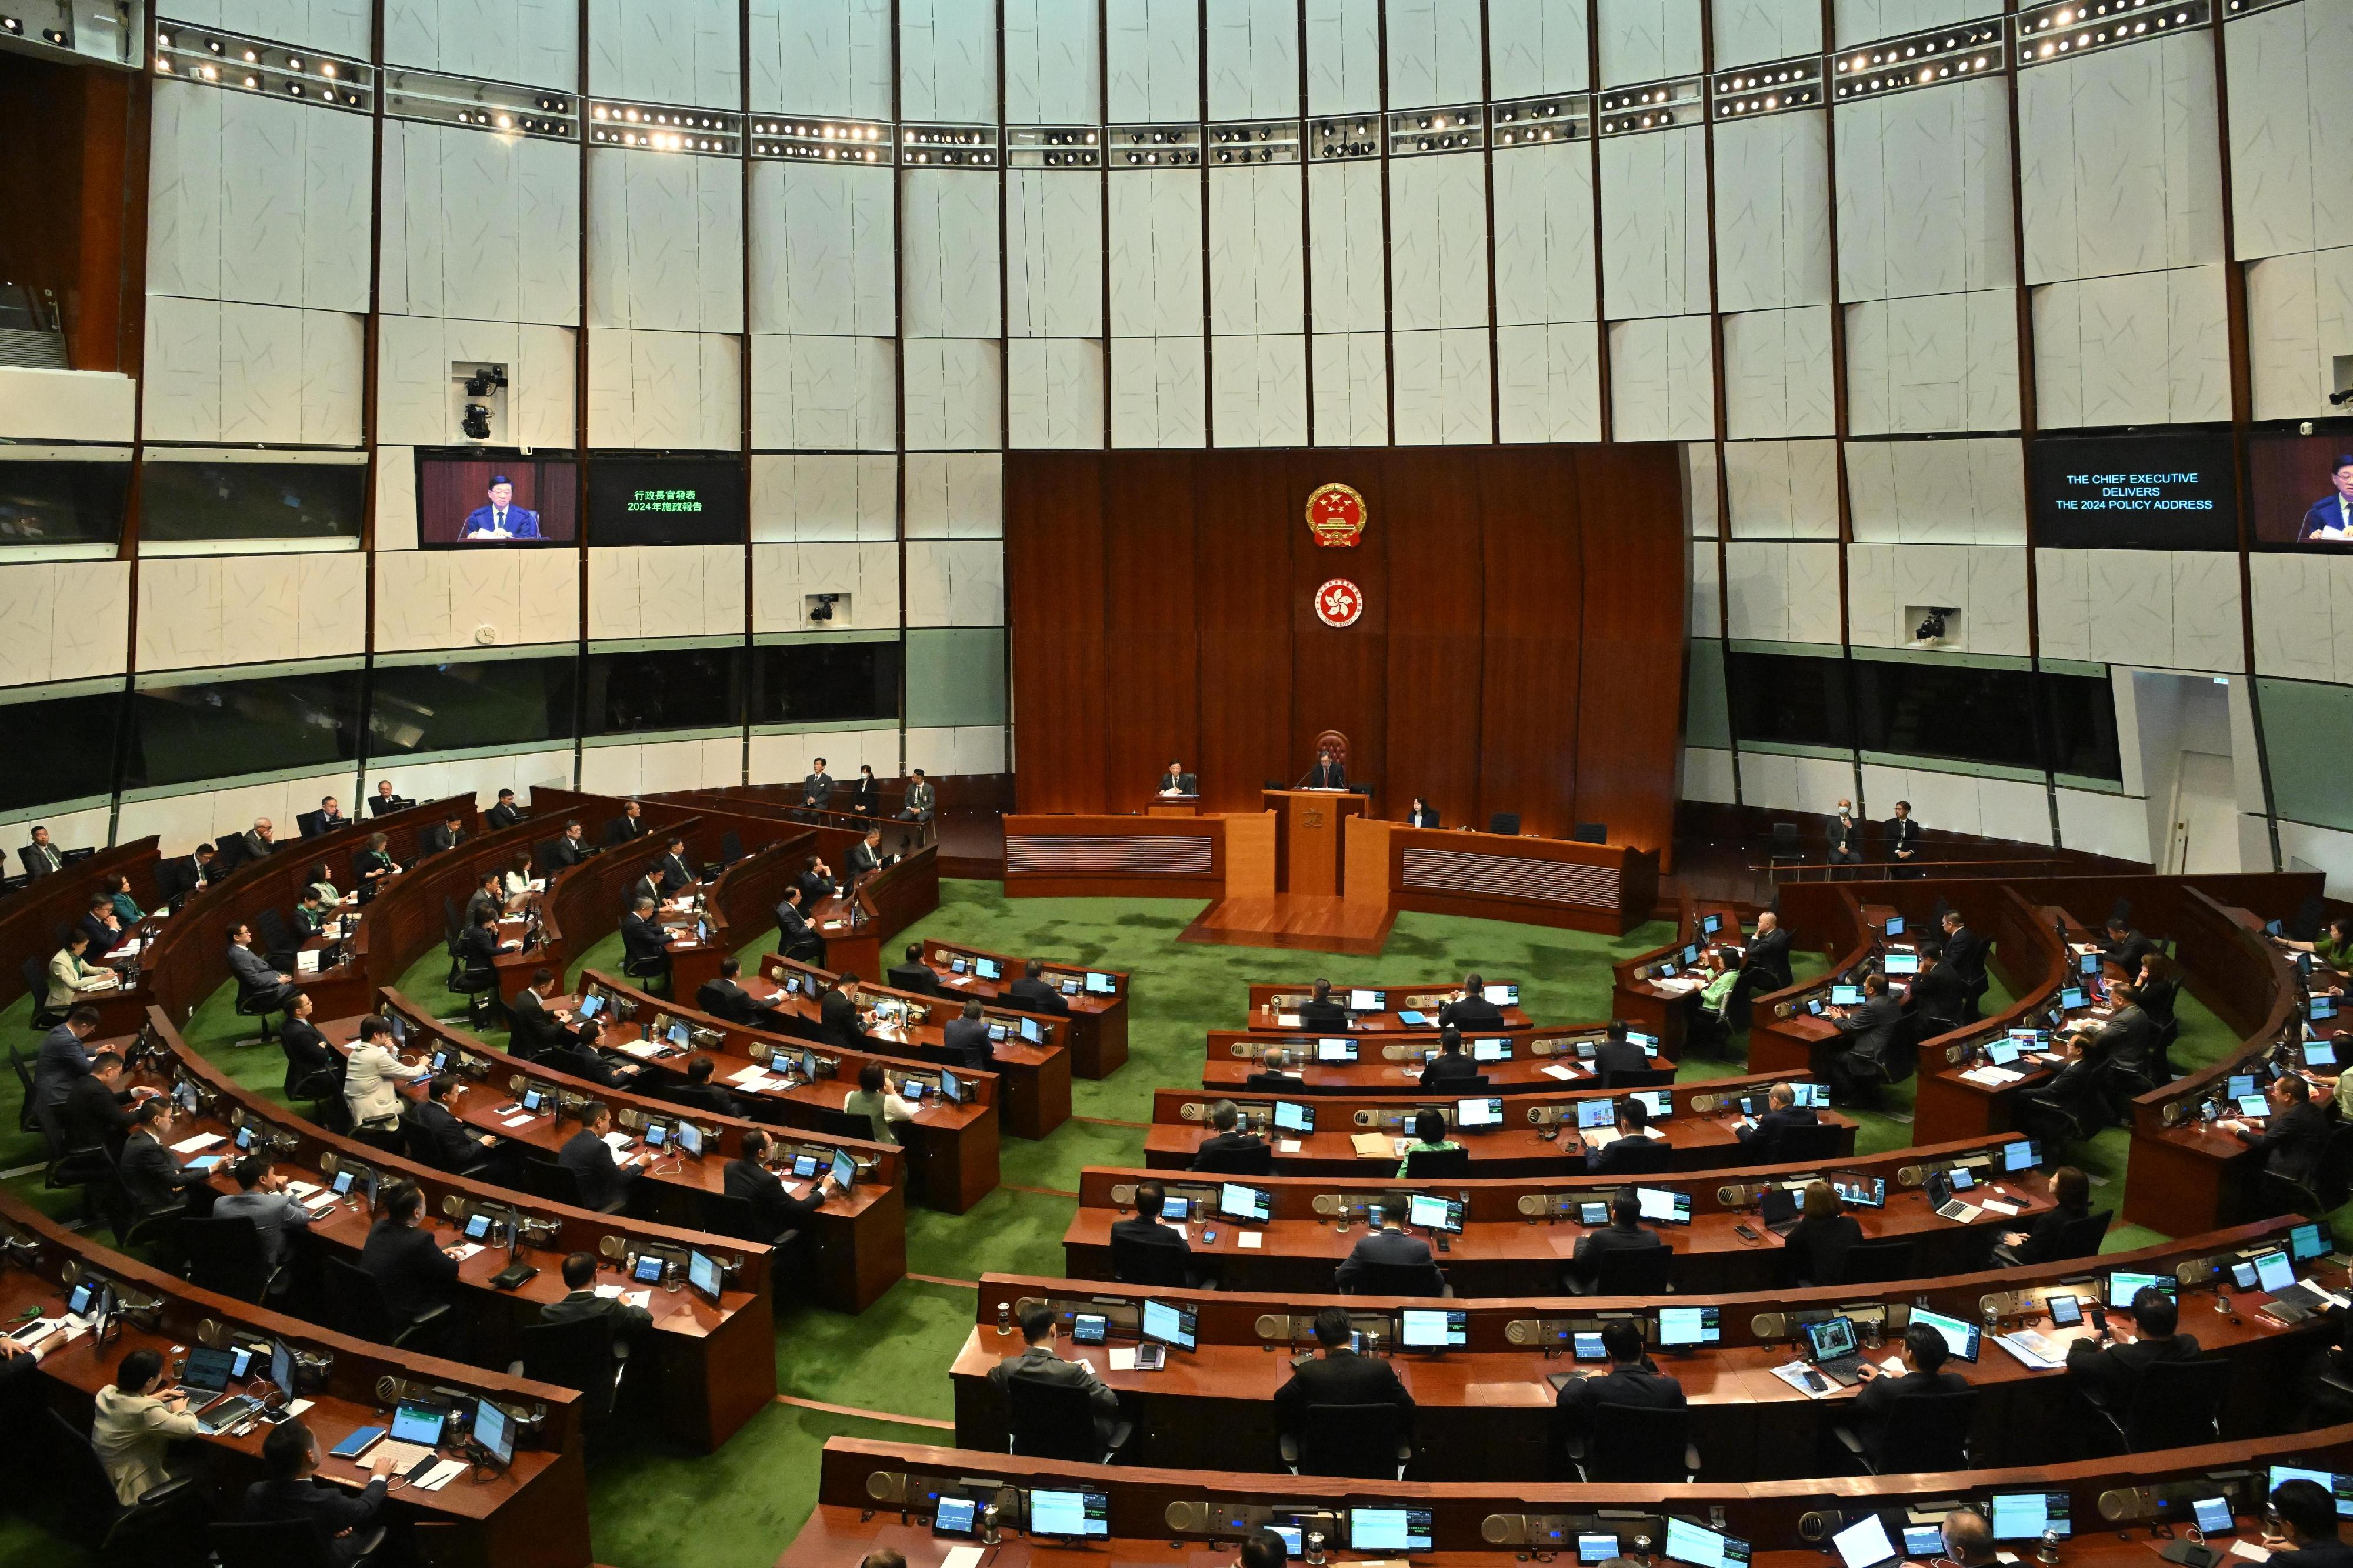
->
[23,1406,126,1549]
[1004,1373,1132,1464]
[1837,1237,1919,1285]
[1833,1386,1978,1473]
[322,1256,452,1352]
[514,1316,629,1423]
[1191,1142,1275,1175]
[1572,822,1607,844]
[1281,1400,1411,1479]
[1109,1230,1195,1289]
[294,810,325,839]
[709,1192,802,1259]
[7,1044,36,1130]
[533,838,565,874]
[1400,1145,1471,1177]
[1567,1402,1699,1482]
[1565,1243,1672,1297]
[179,1215,285,1303]
[695,980,749,1025]
[517,1155,593,1209]
[1774,1122,1847,1162]
[1339,1257,1449,1297]
[1768,822,1804,867]
[706,828,743,879]
[1992,1207,2113,1269]
[211,1515,386,1568]
[35,1106,109,1204]
[1597,1066,1677,1091]
[232,975,285,1045]
[2098,1356,2231,1452]
[1488,812,1521,836]
[99,1474,213,1568]
[254,906,299,972]
[22,957,63,1030]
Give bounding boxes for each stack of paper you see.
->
[1961,1066,2025,1087]
[169,1132,225,1155]
[1541,1063,1578,1080]
[1351,1132,1392,1158]
[1771,1362,1834,1399]
[1997,1330,2064,1369]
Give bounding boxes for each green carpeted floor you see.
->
[0,881,2291,1567]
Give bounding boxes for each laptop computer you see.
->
[1758,1185,1802,1236]
[1801,1316,1868,1387]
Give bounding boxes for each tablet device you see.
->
[329,1427,386,1461]
[1071,1312,1108,1345]
[934,1497,977,1536]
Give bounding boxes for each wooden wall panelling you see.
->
[1382,448,1486,829]
[1286,449,1388,796]
[1475,446,1586,838]
[1571,443,1689,860]
[1194,451,1296,812]
[1005,452,1110,813]
[1099,451,1203,809]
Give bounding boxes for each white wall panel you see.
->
[0,369,134,444]
[1844,437,2026,543]
[0,562,129,688]
[900,172,1003,339]
[1845,543,2028,655]
[376,317,576,449]
[2224,0,2353,263]
[905,453,1005,538]
[588,329,742,449]
[1682,746,1737,804]
[1007,172,1105,338]
[380,124,579,328]
[1209,0,1302,118]
[1388,155,1491,332]
[1496,323,1602,443]
[1711,0,1821,70]
[1724,439,1840,539]
[1599,127,1710,320]
[1858,762,2052,845]
[1490,0,1591,98]
[119,769,360,862]
[2056,786,2154,863]
[581,738,744,796]
[905,726,1008,776]
[1724,541,1842,643]
[902,339,1005,451]
[1684,442,1721,538]
[1712,112,1832,313]
[1385,0,1484,110]
[1008,340,1109,448]
[1209,166,1305,335]
[1308,162,1388,332]
[1596,0,1702,88]
[1006,0,1103,123]
[1835,79,2015,303]
[750,334,896,449]
[2277,818,2353,899]
[1311,332,1389,444]
[1109,175,1207,338]
[751,541,903,632]
[905,539,1006,627]
[751,729,898,783]
[749,162,897,336]
[1721,306,1835,439]
[1108,0,1201,122]
[1689,541,1722,635]
[2039,549,2248,675]
[899,0,999,122]
[750,0,894,118]
[2245,246,2353,422]
[749,454,898,542]
[588,545,745,639]
[2019,36,2222,286]
[589,0,741,105]
[386,0,578,89]
[1734,749,1858,816]
[378,754,576,822]
[1305,0,1383,115]
[1832,1,1974,47]
[1111,338,1208,447]
[586,149,744,333]
[2032,266,2230,430]
[142,298,365,446]
[136,554,364,672]
[174,0,369,55]
[1492,143,1597,327]
[1211,336,1311,446]
[374,549,579,651]
[1608,316,1715,442]
[1392,328,1492,445]
[1842,291,2019,436]
[2251,552,2353,683]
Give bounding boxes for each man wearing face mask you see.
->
[1827,799,1862,876]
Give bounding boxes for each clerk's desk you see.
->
[788,1426,2353,1568]
[1072,1135,2047,1295]
[752,953,1073,1139]
[1142,1073,1854,1179]
[1201,1023,1678,1095]
[1612,899,1748,1057]
[137,1007,776,1451]
[0,1192,592,1568]
[915,938,1132,1079]
[1265,788,1366,895]
[350,990,907,1313]
[1242,981,1536,1037]
[968,1215,2331,1479]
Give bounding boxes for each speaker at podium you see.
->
[1268,730,1367,894]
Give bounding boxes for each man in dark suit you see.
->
[1420,1028,1481,1087]
[1885,800,1922,877]
[314,796,348,832]
[245,1421,394,1564]
[1297,979,1349,1030]
[20,825,63,879]
[1745,911,1793,991]
[1827,800,1862,873]
[2222,1073,2330,1186]
[696,957,759,1025]
[77,897,125,957]
[1567,1188,1665,1290]
[2265,1479,2353,1568]
[2102,918,2157,977]
[657,1057,736,1119]
[1734,1082,1817,1163]
[456,907,502,987]
[458,474,542,539]
[368,780,400,816]
[540,1252,653,1343]
[1581,1097,1668,1176]
[887,943,941,996]
[603,800,646,846]
[1276,1305,1413,1441]
[1307,748,1347,789]
[801,760,836,812]
[1554,1318,1683,1444]
[1438,975,1504,1030]
[60,1050,140,1154]
[548,820,589,868]
[1007,958,1069,1015]
[1189,1100,1268,1171]
[775,884,825,965]
[846,825,889,881]
[420,813,466,858]
[1851,1322,1971,1467]
[990,1303,1124,1446]
[164,843,217,902]
[1334,1207,1438,1291]
[1158,761,1198,796]
[1111,1179,1201,1285]
[508,969,571,1061]
[626,865,662,915]
[1246,1045,1304,1091]
[119,1100,207,1212]
[725,1129,838,1240]
[2065,1285,2201,1412]
[31,1006,103,1123]
[463,871,504,931]
[279,993,337,1089]
[1904,942,1968,1037]
[2295,456,2353,542]
[399,1075,495,1175]
[1939,910,1990,1018]
[655,836,695,895]
[2078,983,2159,1089]
[361,1182,462,1322]
[559,1102,638,1211]
[548,1020,639,1091]
[485,788,524,829]
[1592,1019,1651,1078]
[944,1000,992,1073]
[619,896,671,983]
[1828,973,1902,1102]
[795,854,836,908]
[819,975,866,1049]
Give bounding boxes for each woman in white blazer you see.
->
[342,1017,424,1130]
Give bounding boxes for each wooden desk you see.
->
[1344,820,1661,937]
[688,835,814,998]
[1003,813,1239,900]
[1911,899,2100,1143]
[754,954,1072,1139]
[141,1007,776,1451]
[1201,1025,1661,1095]
[1,835,164,1025]
[918,938,1131,1079]
[1142,1075,1852,1179]
[1071,1137,2042,1295]
[0,1192,591,1568]
[1610,899,1746,1057]
[1265,788,1366,895]
[1241,980,1534,1035]
[342,809,554,1006]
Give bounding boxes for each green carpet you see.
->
[0,880,2299,1567]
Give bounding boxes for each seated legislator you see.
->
[343,1016,425,1133]
[542,1251,653,1345]
[547,819,590,868]
[1734,1080,1818,1163]
[213,1155,315,1276]
[1335,1205,1439,1293]
[60,1050,141,1155]
[655,835,695,894]
[78,896,125,958]
[989,1302,1121,1446]
[1591,1019,1652,1078]
[619,895,672,987]
[1903,942,1968,1037]
[775,884,825,966]
[292,886,336,943]
[2065,1284,2201,1413]
[819,974,867,1049]
[725,1128,839,1242]
[1567,1187,1664,1292]
[92,1346,201,1504]
[1419,1027,1481,1087]
[846,824,890,880]
[796,853,837,906]
[668,1055,743,1119]
[121,1100,206,1213]
[1781,1180,1862,1287]
[1745,911,1794,991]
[229,921,301,1010]
[1190,1100,1269,1173]
[19,824,64,879]
[162,842,217,902]
[1851,1322,1971,1469]
[2102,916,2158,978]
[367,779,399,816]
[558,1101,638,1212]
[603,799,647,845]
[1554,1317,1683,1446]
[246,1420,396,1563]
[549,1019,642,1092]
[47,929,113,1011]
[1295,979,1349,1030]
[1158,760,1198,796]
[2219,1073,2330,1188]
[1306,747,1347,789]
[463,870,503,930]
[2263,1478,2353,1568]
[361,1181,462,1323]
[944,999,992,1073]
[1110,1179,1204,1287]
[486,787,524,829]
[1277,1305,1415,1441]
[896,769,935,832]
[278,993,338,1095]
[1407,797,1439,829]
[459,473,541,539]
[400,1075,495,1175]
[352,832,399,892]
[32,1005,104,1124]
[1006,958,1069,1015]
[1438,974,1504,1030]
[508,969,572,1061]
[886,942,941,997]
[1579,1097,1667,1176]
[1245,1045,1304,1092]
[420,813,466,858]
[1994,1165,2096,1266]
[1395,1106,1463,1176]
[242,818,278,860]
[1827,973,1902,1103]
[844,1060,916,1147]
[696,955,761,1024]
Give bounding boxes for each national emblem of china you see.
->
[1306,482,1367,547]
[1315,578,1365,628]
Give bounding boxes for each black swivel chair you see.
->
[179,1216,285,1303]
[322,1256,452,1352]
[8,1043,39,1130]
[1281,1400,1411,1479]
[2098,1356,2232,1452]
[1400,1146,1471,1177]
[1837,1237,1919,1285]
[1109,1232,1195,1289]
[1775,1122,1848,1162]
[1338,1257,1449,1297]
[211,1515,387,1568]
[1597,1066,1677,1091]
[1834,1386,1979,1473]
[1572,823,1607,844]
[513,1316,629,1423]
[1768,822,1804,868]
[1192,1142,1275,1176]
[1488,812,1521,836]
[22,957,64,1030]
[232,973,285,1045]
[1567,1402,1699,1482]
[99,1474,214,1568]
[1004,1374,1132,1464]
[1566,1244,1673,1297]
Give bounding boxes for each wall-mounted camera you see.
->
[451,362,509,444]
[809,592,839,624]
[1907,605,1959,648]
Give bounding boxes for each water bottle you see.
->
[981,1504,1001,1546]
[1305,1531,1327,1566]
[995,1300,1012,1336]
[1634,1534,1655,1568]
[2037,1526,2061,1566]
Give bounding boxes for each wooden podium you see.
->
[1263,789,1367,895]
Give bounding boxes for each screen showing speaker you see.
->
[2250,432,2353,549]
[2029,433,2238,550]
[586,455,745,545]
[415,451,578,547]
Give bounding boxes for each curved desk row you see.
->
[916,936,1131,1079]
[1202,1024,1692,1095]
[1610,896,1748,1057]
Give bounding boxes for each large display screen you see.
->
[415,452,578,546]
[586,455,744,545]
[0,458,131,548]
[142,459,366,543]
[2029,433,2239,550]
[2250,432,2353,549]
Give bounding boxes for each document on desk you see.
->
[1980,1198,2021,1216]
[1582,1127,1622,1149]
[415,1459,470,1492]
[1996,1330,2064,1370]
[1541,1063,1579,1080]
[602,1131,634,1155]
[499,1113,537,1129]
[728,1066,775,1090]
[593,1285,653,1307]
[1278,1139,1304,1152]
[169,1132,225,1155]
[1277,1014,1302,1027]
[1961,1066,2025,1087]
[616,1039,662,1059]
[940,1548,986,1568]
[1238,1232,1264,1249]
[1108,1348,1138,1372]
[1769,1362,1834,1399]
[448,1243,485,1263]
